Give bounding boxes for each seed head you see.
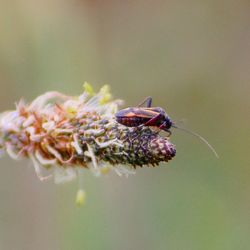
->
[0,83,176,185]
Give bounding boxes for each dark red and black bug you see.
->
[115,97,219,158]
[115,97,173,135]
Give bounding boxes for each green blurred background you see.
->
[0,1,249,249]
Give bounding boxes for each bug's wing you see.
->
[115,108,136,118]
[131,108,159,118]
[116,107,160,120]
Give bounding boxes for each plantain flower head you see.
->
[0,83,176,201]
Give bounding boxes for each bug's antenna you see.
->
[172,124,219,158]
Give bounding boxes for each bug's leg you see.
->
[137,124,144,130]
[151,127,161,134]
[159,122,172,137]
[143,113,162,126]
[130,124,145,143]
[133,125,144,140]
[159,122,166,130]
[162,128,172,137]
[137,97,152,107]
[166,130,172,137]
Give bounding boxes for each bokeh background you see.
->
[0,1,249,249]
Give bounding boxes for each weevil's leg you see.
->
[143,113,162,126]
[137,97,152,107]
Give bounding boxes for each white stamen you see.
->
[29,153,52,181]
[72,134,83,155]
[35,150,57,165]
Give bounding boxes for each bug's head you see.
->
[161,116,173,131]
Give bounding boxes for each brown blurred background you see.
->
[0,0,249,249]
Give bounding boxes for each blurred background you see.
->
[0,0,249,249]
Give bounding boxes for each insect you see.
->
[115,97,173,135]
[115,97,219,158]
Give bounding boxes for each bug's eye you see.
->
[166,117,173,129]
